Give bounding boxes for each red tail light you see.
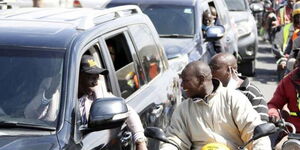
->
[73,0,82,8]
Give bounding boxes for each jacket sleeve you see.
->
[230,90,271,150]
[272,28,284,59]
[284,37,293,55]
[267,78,288,110]
[245,83,269,122]
[160,102,191,150]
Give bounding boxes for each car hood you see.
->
[160,38,195,59]
[0,136,57,150]
[229,11,250,22]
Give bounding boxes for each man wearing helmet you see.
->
[273,0,295,27]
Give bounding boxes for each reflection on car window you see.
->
[224,0,247,11]
[105,33,142,98]
[0,48,64,128]
[142,5,195,35]
[129,24,162,81]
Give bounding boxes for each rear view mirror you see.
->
[144,127,180,149]
[88,97,129,131]
[239,123,277,149]
[145,127,170,143]
[205,25,225,42]
[252,123,277,140]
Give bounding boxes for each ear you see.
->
[196,75,205,86]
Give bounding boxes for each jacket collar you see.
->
[237,76,250,91]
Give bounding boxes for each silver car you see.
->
[225,0,258,76]
[106,0,238,73]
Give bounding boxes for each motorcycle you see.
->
[144,123,277,150]
[270,110,300,150]
[249,0,264,32]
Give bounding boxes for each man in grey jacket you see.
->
[160,61,271,150]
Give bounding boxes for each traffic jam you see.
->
[0,0,299,150]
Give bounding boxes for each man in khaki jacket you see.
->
[160,61,271,150]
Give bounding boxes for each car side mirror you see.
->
[250,2,264,13]
[87,97,129,131]
[205,25,225,42]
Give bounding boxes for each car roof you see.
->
[0,7,141,49]
[110,0,197,6]
[0,8,89,49]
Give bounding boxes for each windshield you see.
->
[224,0,247,11]
[142,5,195,36]
[0,48,64,129]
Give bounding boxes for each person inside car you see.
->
[24,72,61,122]
[209,52,269,122]
[78,55,148,150]
[209,6,221,25]
[160,61,271,150]
[202,9,223,53]
[202,10,213,36]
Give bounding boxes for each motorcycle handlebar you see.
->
[269,116,296,134]
[285,122,296,134]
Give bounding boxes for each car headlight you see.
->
[237,21,253,38]
[168,54,189,73]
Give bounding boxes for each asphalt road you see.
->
[248,39,278,102]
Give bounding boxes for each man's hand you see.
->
[278,61,287,70]
[268,108,280,122]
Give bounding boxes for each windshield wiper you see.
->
[229,9,243,11]
[0,120,56,131]
[160,34,193,38]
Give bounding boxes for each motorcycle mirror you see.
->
[239,123,277,149]
[252,123,277,140]
[144,127,170,143]
[250,3,264,13]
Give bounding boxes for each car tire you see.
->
[238,59,256,76]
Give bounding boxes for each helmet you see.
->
[293,2,300,17]
[201,143,230,150]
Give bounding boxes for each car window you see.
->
[76,43,116,148]
[105,33,143,98]
[0,48,64,128]
[82,43,111,98]
[129,24,163,81]
[142,5,195,35]
[224,0,247,11]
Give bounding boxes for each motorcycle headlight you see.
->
[237,21,253,38]
[282,139,300,150]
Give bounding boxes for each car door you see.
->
[127,23,181,149]
[100,24,181,149]
[72,40,123,150]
